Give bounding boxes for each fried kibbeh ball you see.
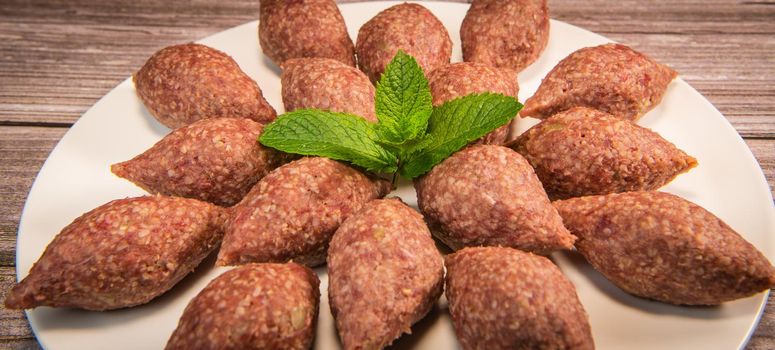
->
[259,0,355,67]
[281,57,377,121]
[112,118,291,207]
[510,107,697,200]
[445,247,594,350]
[356,3,452,83]
[415,145,575,254]
[554,191,775,305]
[461,0,550,73]
[428,62,519,144]
[5,196,225,311]
[166,263,319,350]
[521,43,677,120]
[328,198,444,350]
[134,43,276,129]
[217,157,392,267]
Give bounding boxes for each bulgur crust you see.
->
[554,191,775,305]
[217,157,391,267]
[134,43,277,129]
[4,196,225,311]
[461,0,550,73]
[165,263,320,350]
[281,57,377,122]
[427,62,519,144]
[356,3,452,83]
[112,118,291,207]
[509,107,697,200]
[521,43,677,120]
[445,247,594,350]
[328,198,444,350]
[259,0,355,67]
[415,145,576,254]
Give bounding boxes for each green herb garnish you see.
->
[259,51,523,180]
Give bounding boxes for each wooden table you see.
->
[1,0,773,348]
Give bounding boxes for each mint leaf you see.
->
[259,110,398,173]
[399,93,523,178]
[374,50,433,145]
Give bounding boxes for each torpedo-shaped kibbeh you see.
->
[133,43,276,129]
[217,157,391,267]
[259,0,355,66]
[281,57,377,121]
[166,263,320,350]
[112,118,290,207]
[356,3,452,83]
[521,43,677,120]
[554,191,775,305]
[428,62,519,144]
[461,0,550,73]
[415,144,575,254]
[445,247,594,350]
[5,196,225,311]
[328,198,444,349]
[510,107,697,200]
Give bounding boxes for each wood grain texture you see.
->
[0,0,773,349]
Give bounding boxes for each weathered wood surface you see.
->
[0,0,773,349]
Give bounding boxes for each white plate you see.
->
[16,1,775,349]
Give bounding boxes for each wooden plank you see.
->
[747,139,775,196]
[0,126,66,267]
[0,266,34,341]
[0,0,772,139]
[0,340,39,350]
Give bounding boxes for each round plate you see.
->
[16,1,775,349]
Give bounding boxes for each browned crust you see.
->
[445,247,594,350]
[259,0,355,67]
[461,0,550,73]
[328,198,444,349]
[111,118,291,207]
[521,43,678,120]
[415,145,576,255]
[165,263,320,350]
[5,196,225,310]
[554,191,775,305]
[217,157,392,267]
[356,3,452,82]
[281,57,377,121]
[133,43,276,129]
[510,107,697,200]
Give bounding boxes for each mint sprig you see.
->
[400,93,523,178]
[260,110,398,173]
[259,51,522,180]
[374,51,433,146]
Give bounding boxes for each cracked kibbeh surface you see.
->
[166,263,320,350]
[5,196,225,311]
[217,157,391,267]
[445,247,594,350]
[554,191,775,305]
[133,43,276,129]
